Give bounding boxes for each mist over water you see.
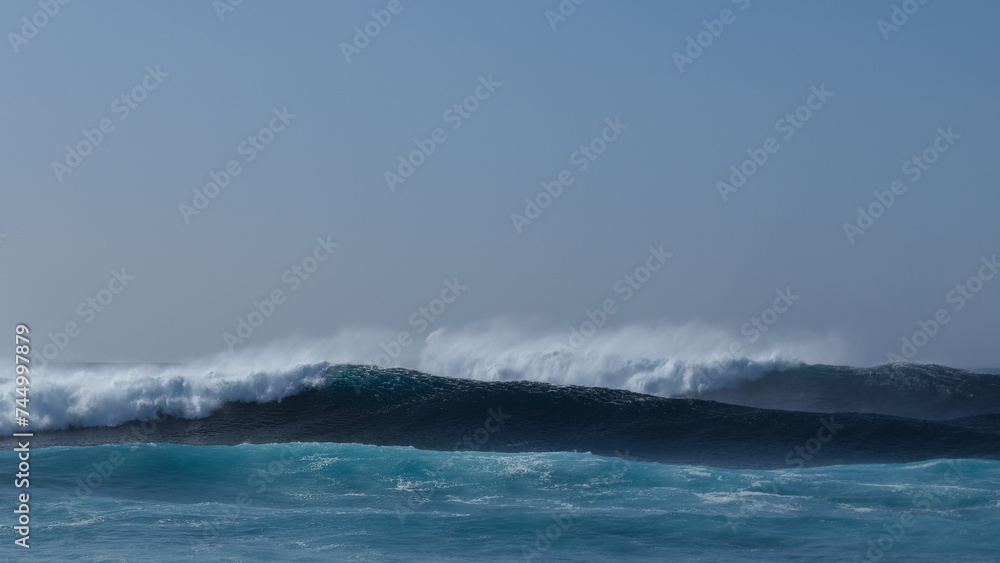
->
[3,321,855,433]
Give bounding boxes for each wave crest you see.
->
[416,321,842,395]
[2,361,329,433]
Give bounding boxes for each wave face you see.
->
[27,364,1000,469]
[683,362,1000,420]
[14,443,1000,561]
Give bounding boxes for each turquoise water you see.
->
[6,443,999,562]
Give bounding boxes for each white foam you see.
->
[1,361,330,434]
[416,319,845,396]
[0,320,848,433]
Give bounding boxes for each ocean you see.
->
[4,362,1000,561]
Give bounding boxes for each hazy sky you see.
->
[1,0,998,369]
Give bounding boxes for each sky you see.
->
[1,0,998,370]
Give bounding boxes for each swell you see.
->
[9,360,999,435]
[27,365,1000,469]
[683,363,1000,420]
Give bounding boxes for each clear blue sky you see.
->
[1,0,998,368]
